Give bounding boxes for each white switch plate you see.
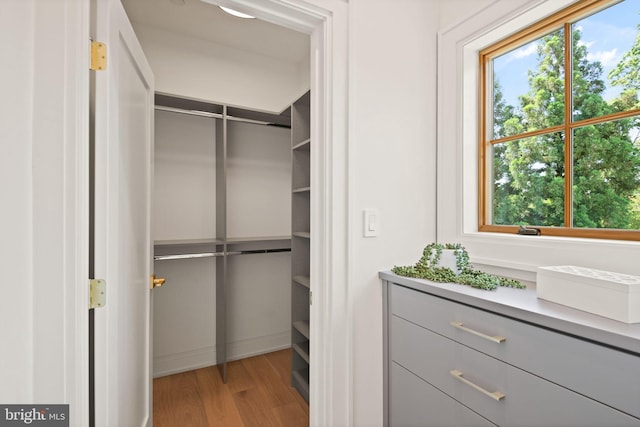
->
[363,208,379,237]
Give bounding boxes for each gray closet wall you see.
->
[152,94,293,379]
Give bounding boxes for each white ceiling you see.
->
[121,0,310,63]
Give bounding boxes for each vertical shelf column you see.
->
[291,91,311,402]
[216,105,228,382]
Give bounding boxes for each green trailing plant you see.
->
[392,243,525,291]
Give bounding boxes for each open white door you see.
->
[93,0,154,425]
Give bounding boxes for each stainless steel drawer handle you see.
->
[450,370,505,401]
[450,321,505,344]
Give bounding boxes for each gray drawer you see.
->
[390,362,496,427]
[392,315,640,427]
[391,283,640,418]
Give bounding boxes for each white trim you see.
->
[153,332,291,377]
[65,1,91,424]
[437,0,640,281]
[34,0,90,424]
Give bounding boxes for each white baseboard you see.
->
[153,346,216,378]
[227,330,291,362]
[153,330,290,378]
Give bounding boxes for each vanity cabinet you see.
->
[381,272,640,427]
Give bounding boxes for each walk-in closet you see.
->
[121,0,312,423]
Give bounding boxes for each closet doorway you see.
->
[119,0,322,425]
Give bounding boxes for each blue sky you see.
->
[494,0,640,108]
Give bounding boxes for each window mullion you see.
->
[564,22,573,229]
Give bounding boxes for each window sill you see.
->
[449,230,640,283]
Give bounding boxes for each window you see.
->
[479,0,640,241]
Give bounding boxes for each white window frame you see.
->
[437,0,640,282]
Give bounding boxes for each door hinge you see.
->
[89,279,107,309]
[309,290,312,306]
[90,41,107,71]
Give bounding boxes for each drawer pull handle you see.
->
[450,321,505,343]
[450,370,505,401]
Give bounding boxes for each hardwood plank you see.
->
[264,349,310,418]
[226,358,257,394]
[241,355,298,408]
[271,402,309,427]
[195,366,244,427]
[264,349,292,384]
[232,386,281,427]
[152,375,173,427]
[153,370,209,427]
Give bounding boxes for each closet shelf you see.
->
[292,369,310,401]
[154,239,224,260]
[154,238,222,246]
[292,321,310,339]
[154,237,292,261]
[227,236,291,253]
[293,275,310,288]
[293,139,311,150]
[293,342,310,364]
[155,249,291,261]
[226,235,291,244]
[291,90,311,403]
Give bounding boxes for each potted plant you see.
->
[422,242,469,275]
[392,243,525,291]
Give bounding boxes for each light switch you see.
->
[364,209,379,237]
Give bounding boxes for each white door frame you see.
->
[60,0,349,425]
[203,2,351,425]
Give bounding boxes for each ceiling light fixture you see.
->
[219,6,256,19]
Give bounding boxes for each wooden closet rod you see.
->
[154,105,290,127]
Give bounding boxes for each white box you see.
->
[537,265,640,324]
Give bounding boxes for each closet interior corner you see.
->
[152,89,311,403]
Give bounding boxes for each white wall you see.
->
[154,110,217,241]
[131,23,308,113]
[227,121,292,238]
[348,1,439,425]
[1,0,35,403]
[439,0,493,29]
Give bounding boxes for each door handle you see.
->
[150,275,166,290]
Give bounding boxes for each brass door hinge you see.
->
[89,279,106,309]
[90,41,106,71]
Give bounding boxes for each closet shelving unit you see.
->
[153,93,292,383]
[290,90,311,402]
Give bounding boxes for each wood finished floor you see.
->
[153,349,309,427]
